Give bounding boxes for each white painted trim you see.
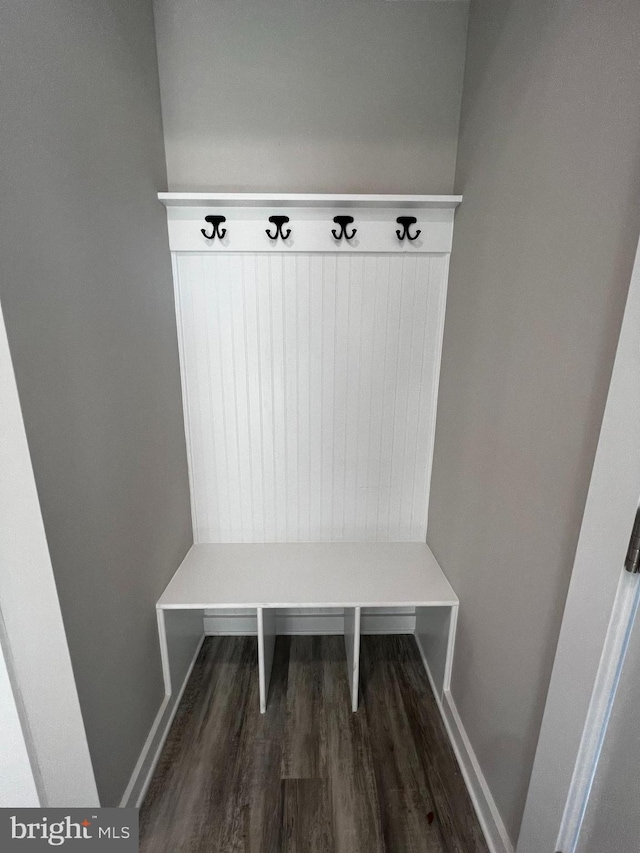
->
[555,569,640,851]
[517,232,640,853]
[0,620,39,806]
[204,612,259,636]
[119,635,205,809]
[119,695,170,809]
[159,192,462,209]
[156,607,171,695]
[415,605,457,699]
[414,633,513,853]
[344,606,361,712]
[442,692,514,853]
[203,608,416,636]
[257,607,276,714]
[444,602,458,692]
[0,298,98,807]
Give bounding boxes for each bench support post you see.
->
[414,603,458,701]
[344,606,361,712]
[257,607,276,713]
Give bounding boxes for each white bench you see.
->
[157,542,458,713]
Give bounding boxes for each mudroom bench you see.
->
[156,542,458,713]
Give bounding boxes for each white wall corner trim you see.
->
[415,634,513,853]
[0,298,98,807]
[0,624,39,807]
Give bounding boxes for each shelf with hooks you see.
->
[158,192,462,253]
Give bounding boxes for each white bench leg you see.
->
[156,607,204,698]
[415,603,458,700]
[344,606,361,712]
[257,607,276,714]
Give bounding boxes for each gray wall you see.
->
[428,0,640,843]
[152,0,470,193]
[0,1,192,806]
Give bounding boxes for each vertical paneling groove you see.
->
[344,257,362,540]
[266,257,278,540]
[309,258,323,540]
[200,256,218,541]
[253,258,267,541]
[398,257,416,539]
[401,257,423,539]
[296,255,310,542]
[387,257,404,540]
[321,256,336,540]
[242,256,261,542]
[218,260,241,541]
[271,256,287,540]
[257,257,275,541]
[239,257,250,539]
[188,258,205,536]
[374,258,392,541]
[418,257,432,538]
[333,258,347,539]
[365,259,382,539]
[410,257,433,539]
[282,258,290,539]
[230,256,252,541]
[175,253,445,543]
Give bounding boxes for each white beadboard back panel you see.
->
[174,252,447,543]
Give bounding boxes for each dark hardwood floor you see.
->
[140,635,489,853]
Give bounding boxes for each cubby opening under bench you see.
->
[156,542,458,714]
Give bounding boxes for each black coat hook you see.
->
[201,215,227,240]
[396,216,421,242]
[266,215,291,241]
[332,215,357,241]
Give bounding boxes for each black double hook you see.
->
[201,215,227,240]
[396,216,421,242]
[266,215,291,241]
[332,215,357,242]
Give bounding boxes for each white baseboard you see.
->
[442,692,514,853]
[414,633,513,853]
[119,635,205,809]
[203,607,415,636]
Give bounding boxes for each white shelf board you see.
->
[158,192,462,210]
[157,542,458,610]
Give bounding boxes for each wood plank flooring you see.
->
[140,635,489,853]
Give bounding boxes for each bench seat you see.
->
[156,542,458,713]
